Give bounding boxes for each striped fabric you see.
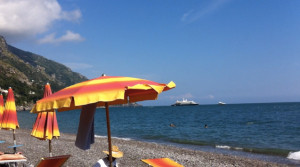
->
[141,158,184,167]
[31,76,175,113]
[0,94,4,127]
[0,88,19,129]
[31,84,60,140]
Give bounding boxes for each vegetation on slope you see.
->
[0,35,87,107]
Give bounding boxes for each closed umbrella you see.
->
[31,75,175,167]
[0,94,4,127]
[0,94,4,143]
[0,87,19,153]
[31,83,60,157]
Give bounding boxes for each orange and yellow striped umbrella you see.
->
[31,83,60,140]
[1,88,19,130]
[31,83,60,157]
[0,94,4,127]
[31,75,175,113]
[1,88,19,153]
[30,75,175,166]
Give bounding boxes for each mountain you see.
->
[0,35,88,108]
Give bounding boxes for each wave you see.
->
[233,147,243,150]
[94,135,106,138]
[216,145,231,149]
[94,135,132,141]
[214,145,292,157]
[169,138,291,157]
[215,145,243,151]
[287,151,300,160]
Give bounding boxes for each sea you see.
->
[18,102,300,166]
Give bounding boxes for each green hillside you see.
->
[0,35,88,108]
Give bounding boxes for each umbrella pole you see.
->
[105,102,113,167]
[13,129,16,153]
[49,140,52,157]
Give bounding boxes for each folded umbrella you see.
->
[31,83,60,157]
[0,88,19,153]
[0,94,4,128]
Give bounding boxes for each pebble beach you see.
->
[0,129,293,167]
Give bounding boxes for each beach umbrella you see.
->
[0,94,5,144]
[0,87,19,153]
[31,75,175,167]
[31,83,60,157]
[0,94,4,127]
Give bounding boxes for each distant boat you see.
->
[171,99,199,106]
[218,102,226,105]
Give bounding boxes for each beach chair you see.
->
[0,159,27,167]
[36,154,71,167]
[0,153,27,167]
[141,158,184,167]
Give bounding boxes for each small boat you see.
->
[171,99,199,106]
[218,102,226,105]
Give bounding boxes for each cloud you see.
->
[0,0,81,42]
[208,95,215,99]
[181,0,231,23]
[61,9,81,22]
[38,30,84,44]
[63,62,93,70]
[181,10,194,22]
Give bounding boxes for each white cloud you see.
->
[63,62,93,70]
[208,95,215,99]
[38,30,84,44]
[61,9,81,22]
[181,0,231,23]
[181,10,194,22]
[0,0,82,42]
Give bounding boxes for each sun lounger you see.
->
[141,158,184,167]
[36,154,71,167]
[0,158,27,167]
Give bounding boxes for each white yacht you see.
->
[218,102,226,105]
[171,99,199,106]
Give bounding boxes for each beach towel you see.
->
[141,158,184,167]
[75,103,97,150]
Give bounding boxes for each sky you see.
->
[1,0,300,106]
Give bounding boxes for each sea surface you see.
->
[18,102,300,165]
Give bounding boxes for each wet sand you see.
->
[0,129,293,167]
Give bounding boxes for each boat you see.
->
[218,102,226,105]
[171,99,199,106]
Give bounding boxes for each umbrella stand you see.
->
[49,140,52,157]
[105,102,113,167]
[13,129,16,153]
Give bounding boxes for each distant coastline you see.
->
[16,104,34,111]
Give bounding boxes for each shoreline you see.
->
[0,129,295,167]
